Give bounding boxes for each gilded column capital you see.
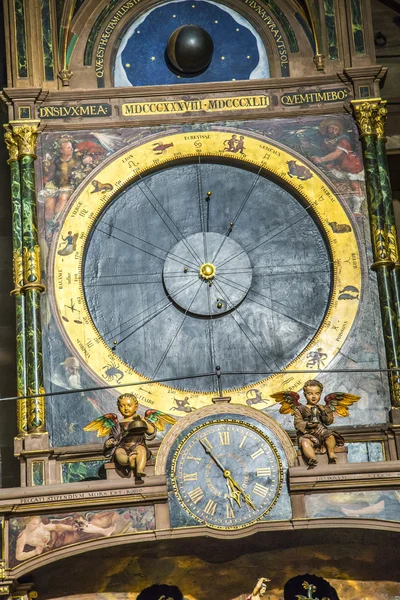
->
[375,101,388,140]
[3,130,19,163]
[9,120,40,158]
[351,99,380,137]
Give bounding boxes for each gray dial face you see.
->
[171,419,282,529]
[83,160,331,392]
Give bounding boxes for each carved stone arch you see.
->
[63,0,323,89]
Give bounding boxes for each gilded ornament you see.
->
[386,224,399,264]
[58,68,73,86]
[375,101,388,140]
[28,386,46,432]
[4,131,19,163]
[371,223,389,261]
[313,53,325,72]
[17,397,28,435]
[12,250,23,289]
[351,99,380,137]
[22,245,41,284]
[10,121,40,157]
[389,366,400,407]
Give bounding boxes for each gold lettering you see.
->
[253,482,269,497]
[186,454,202,463]
[239,435,247,448]
[204,499,217,516]
[219,431,230,445]
[188,486,204,504]
[257,467,272,477]
[250,448,264,460]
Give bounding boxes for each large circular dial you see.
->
[171,419,282,529]
[52,130,361,412]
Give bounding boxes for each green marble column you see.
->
[352,100,400,407]
[4,130,27,436]
[11,121,46,433]
[374,101,400,332]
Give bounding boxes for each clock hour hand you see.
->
[225,476,242,508]
[225,472,256,511]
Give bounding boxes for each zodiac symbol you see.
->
[287,160,313,181]
[62,300,82,324]
[57,231,78,256]
[306,348,327,369]
[338,285,359,301]
[246,389,268,407]
[329,221,352,233]
[102,360,124,383]
[170,396,194,413]
[152,142,174,155]
[91,180,114,193]
[223,134,245,154]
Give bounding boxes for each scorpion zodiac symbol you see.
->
[102,360,124,383]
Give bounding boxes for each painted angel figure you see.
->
[271,379,360,469]
[84,393,176,480]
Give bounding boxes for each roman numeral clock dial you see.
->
[171,419,283,529]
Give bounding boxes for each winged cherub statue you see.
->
[84,393,176,480]
[271,379,360,468]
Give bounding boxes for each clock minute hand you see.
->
[199,439,226,472]
[198,440,254,510]
[198,440,241,507]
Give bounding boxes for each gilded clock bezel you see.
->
[170,418,283,530]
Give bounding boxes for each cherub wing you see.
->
[269,391,301,415]
[83,413,119,437]
[324,392,361,417]
[144,409,176,431]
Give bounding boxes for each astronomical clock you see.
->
[1,0,400,598]
[52,129,361,414]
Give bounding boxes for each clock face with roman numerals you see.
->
[171,419,282,529]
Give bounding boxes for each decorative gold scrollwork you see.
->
[389,363,400,407]
[13,250,23,289]
[386,224,399,264]
[371,222,389,261]
[10,121,40,157]
[375,101,388,140]
[4,131,19,163]
[22,245,41,284]
[351,99,380,136]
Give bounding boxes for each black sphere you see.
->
[167,25,214,74]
